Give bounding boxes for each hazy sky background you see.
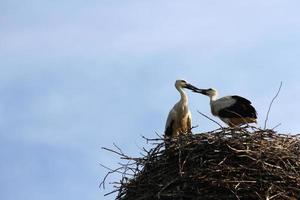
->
[1,1,300,200]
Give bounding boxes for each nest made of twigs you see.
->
[101,127,300,200]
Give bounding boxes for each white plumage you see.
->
[164,80,199,138]
[192,88,257,127]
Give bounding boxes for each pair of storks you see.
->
[165,80,257,138]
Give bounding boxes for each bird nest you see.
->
[101,127,300,200]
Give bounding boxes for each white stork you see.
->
[191,88,257,127]
[164,80,199,138]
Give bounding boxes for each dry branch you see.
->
[264,82,283,129]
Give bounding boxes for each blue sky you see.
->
[1,1,300,200]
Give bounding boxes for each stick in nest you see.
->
[264,81,283,129]
[197,110,224,129]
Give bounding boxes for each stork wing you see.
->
[187,111,192,133]
[218,96,257,118]
[165,109,176,137]
[231,95,252,105]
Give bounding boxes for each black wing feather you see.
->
[232,95,252,104]
[165,120,174,137]
[218,96,257,118]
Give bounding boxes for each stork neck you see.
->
[178,87,188,105]
[209,94,217,102]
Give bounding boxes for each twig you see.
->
[99,164,126,189]
[191,125,199,130]
[104,189,119,196]
[113,143,125,155]
[141,135,163,142]
[101,147,140,162]
[155,131,164,139]
[197,110,223,129]
[271,123,282,130]
[264,82,283,129]
[157,178,178,199]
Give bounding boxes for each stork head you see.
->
[175,80,200,91]
[204,88,218,97]
[192,88,218,99]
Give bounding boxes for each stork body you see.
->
[164,80,198,138]
[194,88,257,127]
